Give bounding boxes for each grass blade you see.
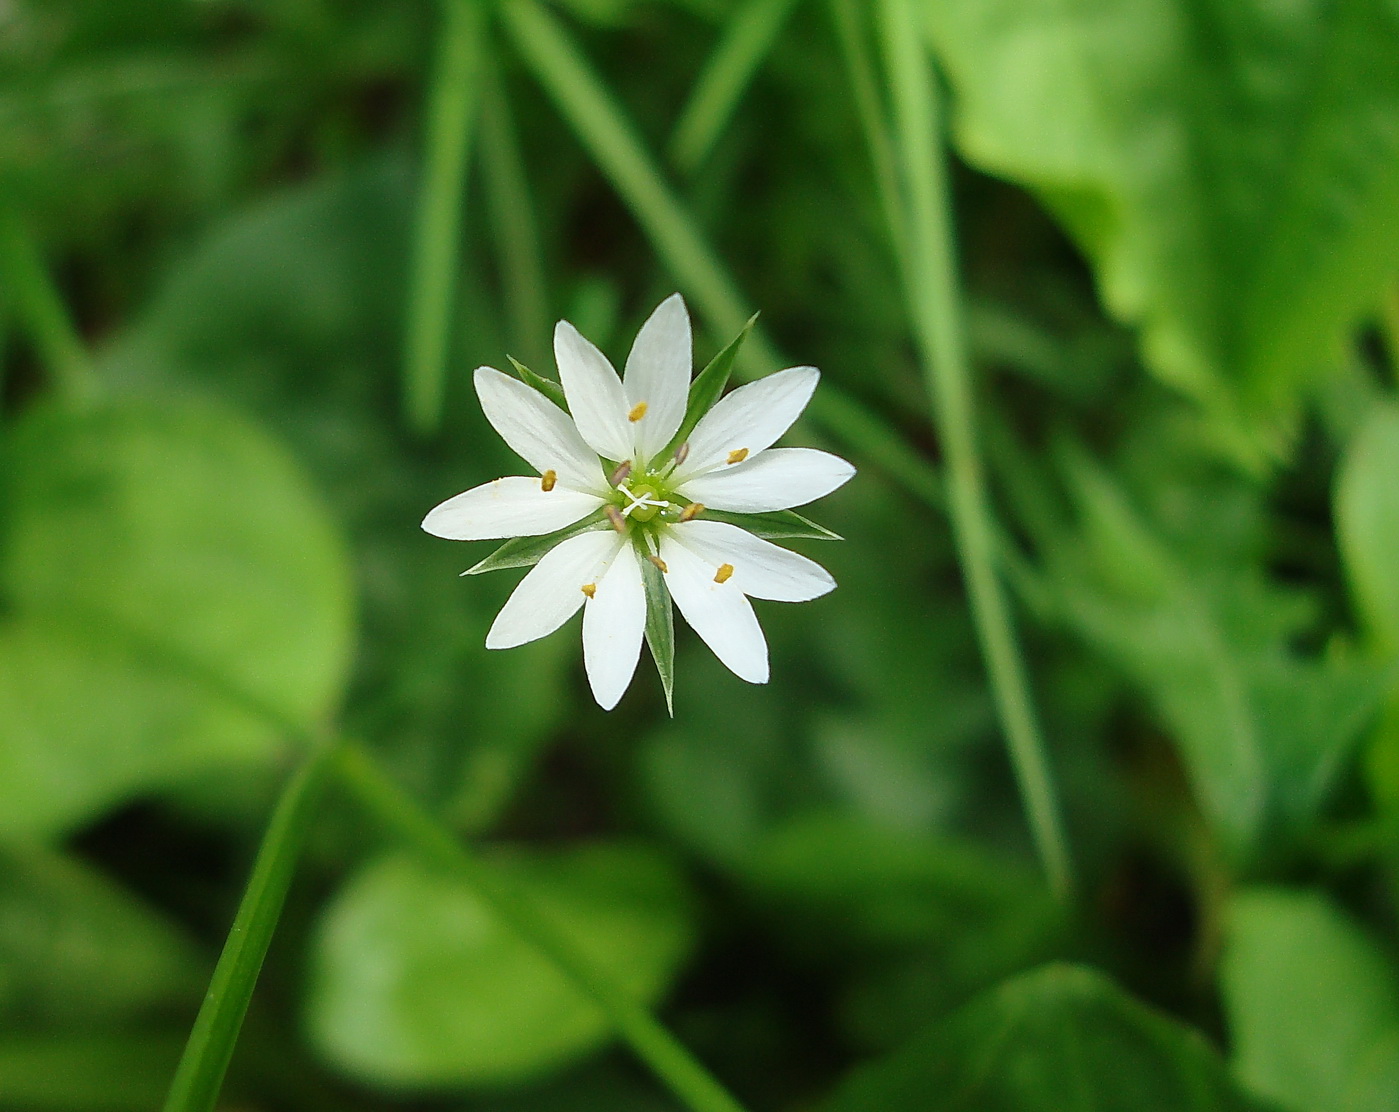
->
[162,745,336,1112]
[875,0,1072,898]
[669,0,802,174]
[403,0,487,434]
[499,0,944,510]
[332,742,749,1112]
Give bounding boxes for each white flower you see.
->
[422,294,855,710]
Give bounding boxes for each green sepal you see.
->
[460,510,610,576]
[637,535,675,716]
[507,355,569,413]
[661,312,758,459]
[703,508,842,542]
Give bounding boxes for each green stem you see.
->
[480,57,550,366]
[403,0,487,434]
[668,0,801,174]
[162,743,337,1112]
[500,0,942,509]
[332,742,750,1112]
[876,0,1072,899]
[0,209,94,402]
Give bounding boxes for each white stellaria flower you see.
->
[422,294,855,711]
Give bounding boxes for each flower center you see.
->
[618,477,670,523]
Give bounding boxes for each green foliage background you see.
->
[2,0,1399,1109]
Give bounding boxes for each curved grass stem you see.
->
[875,0,1073,899]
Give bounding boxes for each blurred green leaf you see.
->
[0,1032,184,1112]
[1222,887,1399,1112]
[306,845,695,1089]
[0,397,354,837]
[927,0,1399,441]
[0,844,202,1024]
[1046,449,1386,858]
[1337,402,1399,651]
[826,963,1263,1111]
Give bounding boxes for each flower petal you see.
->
[485,529,624,649]
[474,367,609,493]
[676,447,855,512]
[659,533,769,684]
[582,540,646,710]
[554,319,633,461]
[668,520,836,602]
[623,293,691,464]
[422,478,604,540]
[672,365,819,481]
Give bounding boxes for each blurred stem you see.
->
[480,57,550,366]
[1380,283,1399,386]
[876,0,1073,899]
[162,743,336,1112]
[0,210,94,402]
[403,0,486,434]
[332,742,750,1112]
[501,0,943,508]
[668,0,801,174]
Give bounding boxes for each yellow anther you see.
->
[726,448,749,465]
[628,401,649,422]
[605,505,627,533]
[540,469,557,492]
[714,563,734,584]
[678,502,705,522]
[648,555,668,573]
[581,583,597,599]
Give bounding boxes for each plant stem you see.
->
[0,209,94,402]
[403,0,486,434]
[162,743,337,1112]
[500,0,943,509]
[332,741,750,1112]
[876,0,1073,899]
[668,0,801,174]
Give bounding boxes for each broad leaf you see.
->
[306,845,695,1088]
[826,963,1264,1111]
[927,0,1399,444]
[0,398,354,837]
[1337,403,1399,650]
[1222,887,1399,1112]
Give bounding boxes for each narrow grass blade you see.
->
[461,510,609,575]
[499,0,943,511]
[663,312,757,458]
[704,508,842,541]
[875,0,1073,898]
[639,544,676,715]
[482,60,551,364]
[332,742,749,1112]
[669,0,801,174]
[403,0,487,434]
[162,744,336,1112]
[507,354,569,411]
[0,209,94,402]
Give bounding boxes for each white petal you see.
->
[623,294,690,464]
[554,320,633,461]
[582,540,646,710]
[677,448,855,513]
[659,533,769,684]
[474,367,609,493]
[673,366,819,481]
[667,520,836,602]
[486,530,624,649]
[422,478,604,540]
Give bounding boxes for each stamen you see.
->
[605,505,627,533]
[609,460,633,487]
[726,448,749,465]
[648,555,668,573]
[581,583,597,599]
[679,502,705,522]
[628,401,648,422]
[714,563,734,584]
[540,469,557,492]
[672,441,690,467]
